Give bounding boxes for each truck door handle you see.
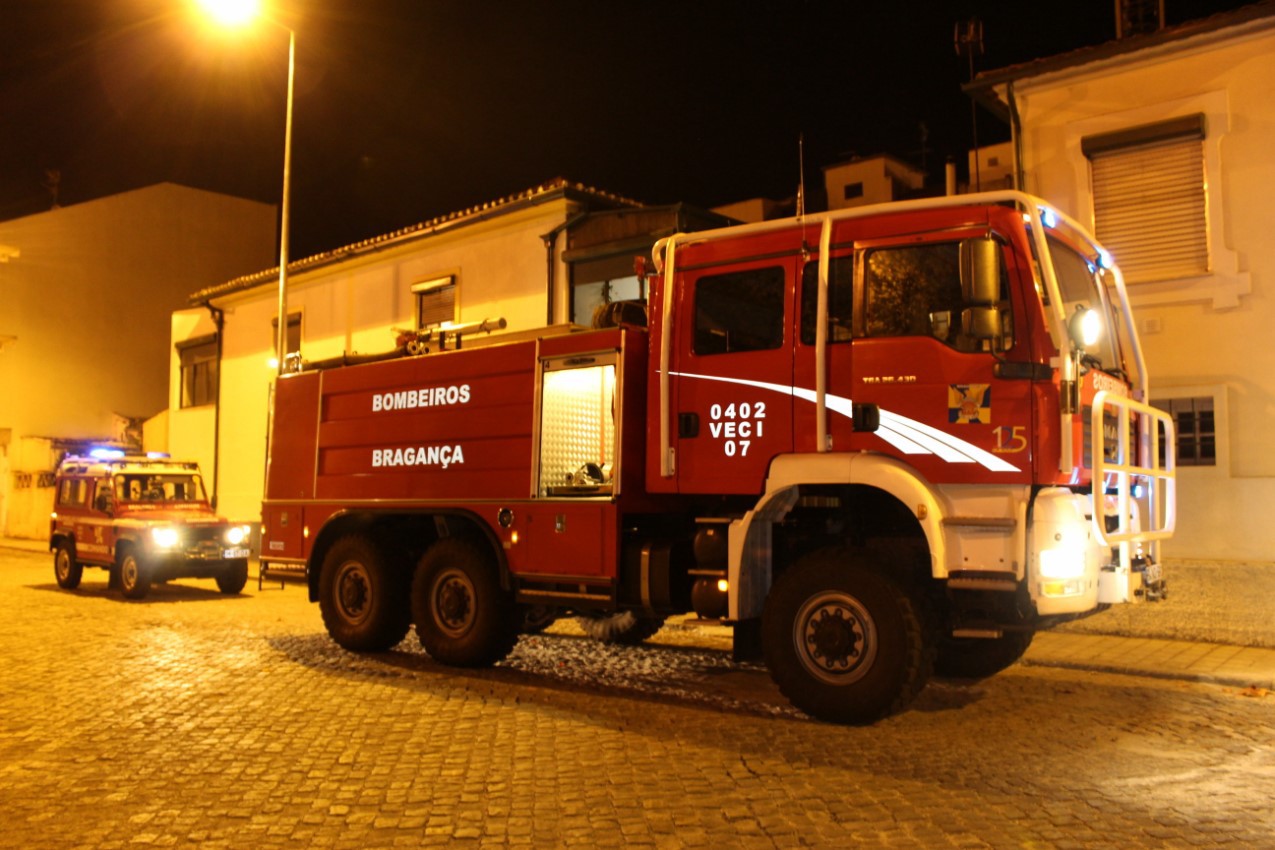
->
[678,412,700,438]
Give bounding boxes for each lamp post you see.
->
[194,0,294,375]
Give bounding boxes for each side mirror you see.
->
[959,236,1001,307]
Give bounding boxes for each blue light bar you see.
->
[89,448,125,459]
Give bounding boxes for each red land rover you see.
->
[49,454,252,599]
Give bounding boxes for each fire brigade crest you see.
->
[948,384,991,424]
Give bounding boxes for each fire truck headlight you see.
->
[1068,306,1102,349]
[225,525,250,546]
[152,527,180,549]
[1039,533,1086,580]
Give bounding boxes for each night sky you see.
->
[0,0,1253,259]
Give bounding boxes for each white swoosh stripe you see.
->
[669,371,1020,473]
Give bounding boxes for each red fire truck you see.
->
[261,191,1175,723]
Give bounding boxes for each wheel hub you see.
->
[795,591,878,685]
[435,575,473,632]
[337,565,370,621]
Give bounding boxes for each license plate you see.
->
[223,548,251,559]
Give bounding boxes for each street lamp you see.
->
[194,0,294,376]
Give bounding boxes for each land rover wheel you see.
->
[412,538,517,667]
[762,548,932,724]
[216,559,250,595]
[318,535,411,651]
[119,551,151,600]
[54,541,83,590]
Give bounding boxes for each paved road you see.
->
[2,547,1272,849]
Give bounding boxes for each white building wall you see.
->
[1006,21,1275,560]
[186,198,576,524]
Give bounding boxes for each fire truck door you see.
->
[671,259,796,494]
[849,236,1031,485]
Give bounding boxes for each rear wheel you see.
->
[54,541,82,590]
[216,559,250,595]
[318,535,411,651]
[412,538,517,666]
[119,551,151,600]
[762,548,932,724]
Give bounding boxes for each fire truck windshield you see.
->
[113,473,207,505]
[1048,236,1122,376]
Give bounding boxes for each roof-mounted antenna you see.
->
[796,133,806,221]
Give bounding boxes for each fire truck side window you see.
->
[799,257,854,345]
[693,267,786,355]
[864,243,965,343]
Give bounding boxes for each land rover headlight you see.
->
[152,527,180,549]
[225,525,250,546]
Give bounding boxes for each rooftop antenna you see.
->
[796,133,806,221]
[955,18,985,190]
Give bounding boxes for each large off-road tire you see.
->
[119,551,151,600]
[412,538,518,667]
[318,535,411,651]
[934,630,1034,680]
[576,611,666,645]
[762,548,933,724]
[216,559,250,595]
[54,541,83,590]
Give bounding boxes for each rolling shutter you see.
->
[1085,115,1208,283]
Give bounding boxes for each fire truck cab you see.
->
[261,191,1175,723]
[50,454,253,599]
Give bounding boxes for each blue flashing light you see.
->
[1097,249,1114,270]
[89,448,125,459]
[146,452,171,459]
[1039,207,1059,229]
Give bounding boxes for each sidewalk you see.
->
[5,535,1273,689]
[1025,630,1275,690]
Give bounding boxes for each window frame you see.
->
[1065,91,1249,309]
[412,274,457,329]
[177,333,218,409]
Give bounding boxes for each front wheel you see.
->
[54,542,83,590]
[762,548,932,724]
[216,559,250,595]
[412,538,517,667]
[318,535,411,651]
[119,551,151,600]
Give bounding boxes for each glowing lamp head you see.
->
[195,0,262,27]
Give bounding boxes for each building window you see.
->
[177,334,218,409]
[693,267,785,355]
[413,275,456,328]
[1153,396,1215,467]
[1083,115,1207,283]
[843,182,864,201]
[270,313,302,360]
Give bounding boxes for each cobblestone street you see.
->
[2,547,1273,849]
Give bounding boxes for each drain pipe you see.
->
[203,303,225,510]
[540,210,590,325]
